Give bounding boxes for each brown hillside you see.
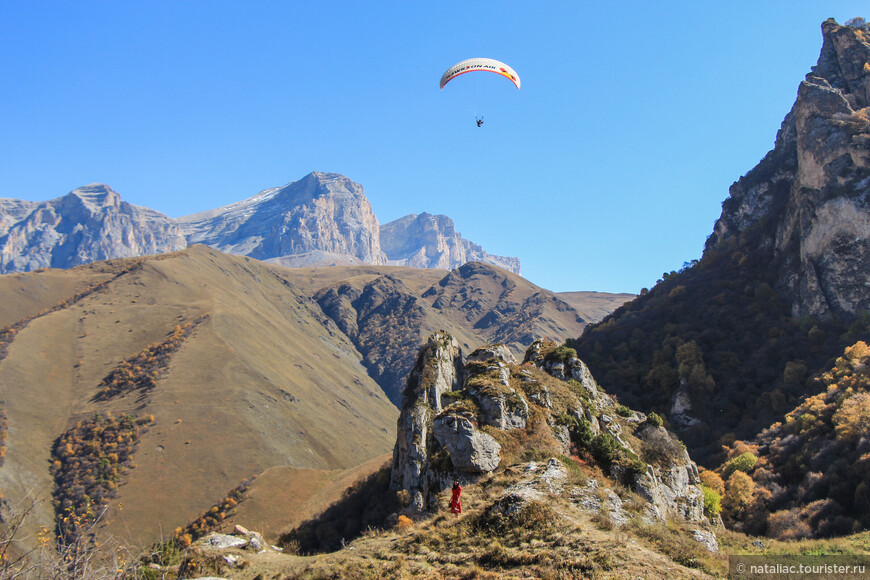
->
[221,454,392,541]
[0,245,398,551]
[420,262,587,354]
[557,291,636,323]
[0,248,628,556]
[297,261,590,403]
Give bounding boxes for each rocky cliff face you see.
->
[707,19,870,318]
[1,172,522,276]
[422,261,584,350]
[380,213,521,274]
[178,172,388,265]
[0,184,186,274]
[390,333,710,531]
[312,262,588,405]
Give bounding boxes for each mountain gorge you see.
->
[573,19,870,473]
[5,15,870,578]
[0,172,521,276]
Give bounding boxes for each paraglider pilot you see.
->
[450,480,462,514]
[476,117,484,127]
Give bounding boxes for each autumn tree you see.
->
[700,470,725,496]
[723,471,755,520]
[833,392,870,441]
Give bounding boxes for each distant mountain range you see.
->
[0,171,520,275]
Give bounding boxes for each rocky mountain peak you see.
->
[1,171,521,276]
[706,19,870,318]
[381,212,521,274]
[268,171,369,209]
[65,184,122,212]
[814,18,870,106]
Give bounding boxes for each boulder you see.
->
[433,414,501,473]
[467,344,518,366]
[693,529,720,553]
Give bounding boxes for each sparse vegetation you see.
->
[0,495,146,579]
[93,315,208,401]
[845,16,868,30]
[50,412,153,546]
[173,477,255,546]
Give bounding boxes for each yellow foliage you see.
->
[699,470,725,496]
[723,471,755,517]
[397,515,414,530]
[833,391,870,441]
[845,341,870,362]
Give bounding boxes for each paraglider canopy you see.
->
[440,58,520,90]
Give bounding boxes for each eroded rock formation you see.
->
[707,19,870,318]
[390,333,710,530]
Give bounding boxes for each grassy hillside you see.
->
[557,291,636,323]
[0,248,630,564]
[0,246,398,552]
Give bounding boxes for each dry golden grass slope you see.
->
[182,460,724,580]
[222,453,392,541]
[0,247,632,558]
[556,291,636,324]
[0,245,397,550]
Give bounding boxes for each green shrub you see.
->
[617,452,649,478]
[647,412,663,427]
[845,16,868,30]
[590,433,621,467]
[545,345,577,364]
[615,405,632,418]
[701,485,722,518]
[723,452,757,477]
[555,413,594,448]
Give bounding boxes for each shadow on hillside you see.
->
[279,463,399,554]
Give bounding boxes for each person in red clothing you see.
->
[450,480,462,515]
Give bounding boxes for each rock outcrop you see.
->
[380,212,520,274]
[390,333,710,531]
[312,264,588,405]
[707,19,870,318]
[389,331,471,514]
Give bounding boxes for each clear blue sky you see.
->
[1,1,866,293]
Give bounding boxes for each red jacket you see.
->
[450,485,462,513]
